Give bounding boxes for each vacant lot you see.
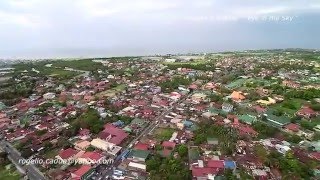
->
[272,99,305,116]
[154,128,175,141]
[0,165,20,180]
[96,84,126,98]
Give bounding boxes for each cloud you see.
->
[0,11,43,28]
[0,0,319,58]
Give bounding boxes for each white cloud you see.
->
[0,11,44,28]
[79,0,179,19]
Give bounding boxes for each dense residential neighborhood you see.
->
[0,49,320,179]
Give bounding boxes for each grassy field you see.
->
[154,128,175,141]
[43,148,59,159]
[50,59,106,71]
[0,165,20,180]
[96,84,126,98]
[271,99,305,116]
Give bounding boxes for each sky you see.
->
[0,0,320,59]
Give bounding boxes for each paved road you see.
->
[0,140,47,180]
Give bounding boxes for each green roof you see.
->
[188,146,200,161]
[265,114,291,127]
[123,126,132,132]
[239,115,257,125]
[0,102,6,110]
[208,107,221,114]
[128,149,150,159]
[226,79,246,89]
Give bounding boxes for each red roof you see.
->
[81,152,103,161]
[253,105,266,113]
[237,125,258,136]
[72,165,91,178]
[98,131,111,140]
[309,152,320,161]
[192,167,219,177]
[284,123,300,132]
[79,129,91,136]
[189,84,198,89]
[297,107,316,115]
[103,124,128,145]
[58,148,78,159]
[207,160,224,169]
[162,141,176,149]
[134,142,149,151]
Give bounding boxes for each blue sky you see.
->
[0,0,320,58]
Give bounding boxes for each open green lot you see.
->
[271,99,305,116]
[96,84,126,98]
[154,128,175,141]
[0,165,20,180]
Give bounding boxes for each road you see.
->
[63,67,90,78]
[0,140,47,180]
[96,93,192,179]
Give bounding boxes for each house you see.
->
[161,141,176,157]
[238,115,257,125]
[309,152,320,161]
[191,93,207,104]
[207,137,219,145]
[71,165,94,180]
[222,103,233,113]
[275,144,291,154]
[192,167,219,179]
[263,114,291,127]
[282,80,300,88]
[90,138,122,156]
[128,161,147,171]
[43,92,56,100]
[314,125,320,132]
[78,129,91,140]
[77,152,105,165]
[207,160,224,169]
[74,140,91,151]
[204,82,216,90]
[252,105,267,114]
[256,97,276,106]
[284,123,300,133]
[127,149,150,162]
[133,142,149,151]
[224,160,236,170]
[296,106,318,119]
[230,91,245,102]
[56,148,78,163]
[102,124,129,145]
[236,125,258,137]
[162,141,176,150]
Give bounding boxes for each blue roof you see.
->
[224,160,236,169]
[183,120,193,127]
[112,120,124,126]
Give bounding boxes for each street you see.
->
[0,140,47,180]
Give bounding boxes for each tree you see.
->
[300,120,314,130]
[310,104,320,111]
[21,148,33,158]
[43,141,53,150]
[224,169,237,180]
[35,129,48,136]
[57,137,70,149]
[77,108,103,134]
[177,144,188,158]
[254,144,268,163]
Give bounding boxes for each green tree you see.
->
[254,144,268,163]
[177,144,188,158]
